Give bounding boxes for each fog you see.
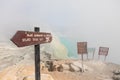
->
[0,0,120,64]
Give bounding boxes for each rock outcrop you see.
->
[113,69,120,80]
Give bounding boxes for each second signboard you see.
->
[77,42,88,54]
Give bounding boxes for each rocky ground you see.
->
[0,59,120,80]
[0,43,120,80]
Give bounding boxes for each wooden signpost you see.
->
[77,42,87,72]
[98,47,109,61]
[11,27,52,80]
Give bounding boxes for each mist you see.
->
[0,0,120,64]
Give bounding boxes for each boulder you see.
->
[113,69,120,80]
[71,61,92,72]
[112,75,120,80]
[69,63,80,72]
[113,69,120,75]
[57,65,63,72]
[61,63,70,70]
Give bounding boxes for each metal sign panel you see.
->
[11,31,52,47]
[98,47,109,56]
[77,42,87,54]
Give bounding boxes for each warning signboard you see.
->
[11,31,52,47]
[98,47,109,56]
[77,42,87,54]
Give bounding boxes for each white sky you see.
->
[0,0,120,64]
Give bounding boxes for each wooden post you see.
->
[98,55,100,60]
[104,55,107,61]
[92,48,95,60]
[81,54,84,72]
[34,27,40,80]
[87,53,88,60]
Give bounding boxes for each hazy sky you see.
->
[0,0,120,64]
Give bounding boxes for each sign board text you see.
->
[98,47,109,56]
[11,31,52,47]
[77,42,87,54]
